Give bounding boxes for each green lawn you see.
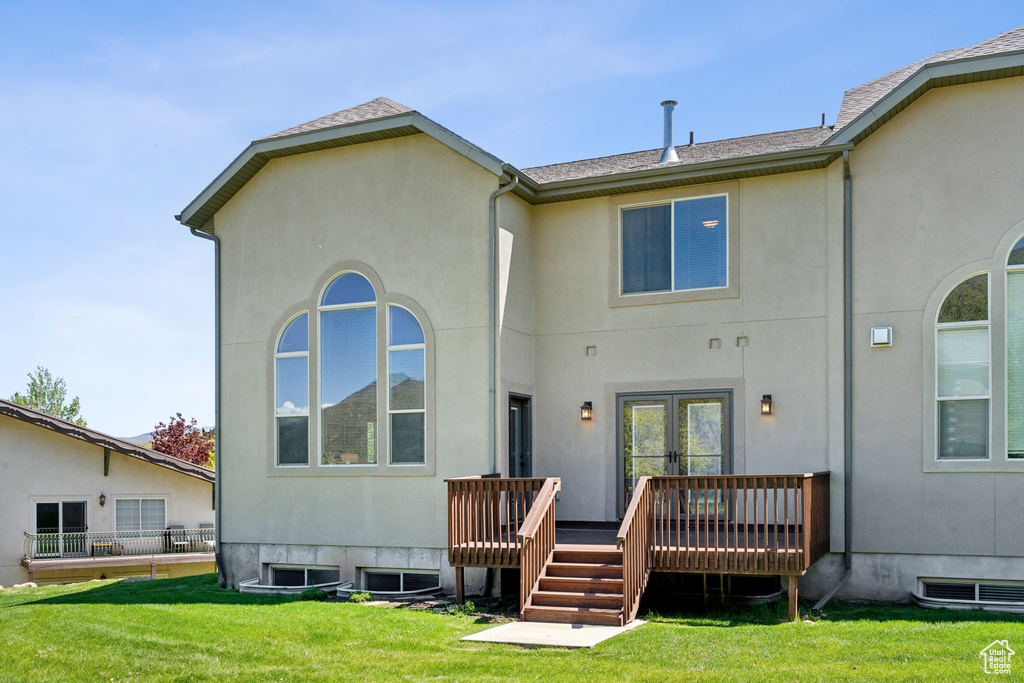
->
[1,575,1021,681]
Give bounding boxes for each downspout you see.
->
[814,149,853,611]
[488,168,520,474]
[187,224,224,588]
[485,168,519,601]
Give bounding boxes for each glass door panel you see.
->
[62,501,88,557]
[677,396,728,513]
[622,398,670,504]
[35,502,60,557]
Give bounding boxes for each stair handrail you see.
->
[517,477,561,615]
[617,475,653,625]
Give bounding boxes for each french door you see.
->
[35,501,88,557]
[618,391,732,515]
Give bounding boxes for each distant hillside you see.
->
[122,431,153,445]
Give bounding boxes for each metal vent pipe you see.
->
[659,100,679,163]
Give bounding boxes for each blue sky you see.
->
[1,1,1021,436]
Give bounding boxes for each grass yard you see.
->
[1,575,1022,682]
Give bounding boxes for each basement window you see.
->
[271,565,340,587]
[914,578,1024,612]
[363,569,439,593]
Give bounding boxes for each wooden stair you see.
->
[521,545,624,626]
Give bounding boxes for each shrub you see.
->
[348,592,372,603]
[299,588,328,602]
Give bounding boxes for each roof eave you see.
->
[827,50,1024,146]
[0,401,215,482]
[526,144,852,204]
[177,112,513,229]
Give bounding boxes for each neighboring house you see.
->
[177,25,1024,621]
[0,400,216,586]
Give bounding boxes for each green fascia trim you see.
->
[177,112,522,229]
[527,145,852,204]
[827,51,1024,146]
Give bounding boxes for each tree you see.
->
[151,413,215,468]
[10,366,87,426]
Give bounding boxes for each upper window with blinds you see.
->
[620,194,728,295]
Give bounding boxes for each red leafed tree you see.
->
[151,413,214,468]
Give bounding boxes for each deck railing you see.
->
[446,476,548,567]
[24,528,215,560]
[617,475,652,625]
[645,473,830,574]
[517,477,560,614]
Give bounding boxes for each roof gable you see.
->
[264,98,413,140]
[0,399,215,483]
[829,25,1024,145]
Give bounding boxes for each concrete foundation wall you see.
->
[802,552,1024,603]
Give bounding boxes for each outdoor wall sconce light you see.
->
[761,395,773,416]
[580,401,594,421]
[99,493,106,507]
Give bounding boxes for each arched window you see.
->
[387,305,426,464]
[275,312,309,466]
[936,273,990,459]
[320,273,377,466]
[1007,237,1024,458]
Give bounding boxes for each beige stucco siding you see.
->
[850,76,1024,557]
[529,170,844,522]
[213,133,499,551]
[0,415,213,587]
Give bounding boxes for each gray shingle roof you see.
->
[263,97,412,140]
[835,25,1024,130]
[523,127,834,184]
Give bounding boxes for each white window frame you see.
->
[113,497,167,532]
[361,568,440,592]
[274,311,310,468]
[270,564,340,587]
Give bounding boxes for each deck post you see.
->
[787,575,798,621]
[151,562,157,579]
[455,566,465,603]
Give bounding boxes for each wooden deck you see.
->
[447,473,830,624]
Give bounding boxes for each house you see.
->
[176,25,1024,622]
[0,399,216,586]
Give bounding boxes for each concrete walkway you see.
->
[460,620,645,649]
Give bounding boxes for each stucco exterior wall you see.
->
[849,76,1024,562]
[213,133,499,581]
[499,194,536,474]
[528,171,845,523]
[0,415,214,587]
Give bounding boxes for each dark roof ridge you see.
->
[0,399,215,482]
